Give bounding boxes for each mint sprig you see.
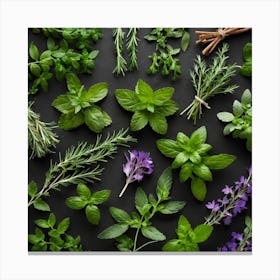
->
[115,79,179,134]
[156,126,236,201]
[240,43,252,77]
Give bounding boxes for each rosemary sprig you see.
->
[113,28,127,76]
[28,102,59,159]
[28,128,137,207]
[126,28,139,71]
[180,43,238,124]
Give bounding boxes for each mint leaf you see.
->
[35,219,50,229]
[159,201,186,214]
[217,112,234,122]
[52,95,73,114]
[176,132,190,146]
[203,154,236,170]
[85,205,100,225]
[29,42,39,60]
[193,164,212,181]
[130,111,149,131]
[135,79,153,102]
[98,224,129,239]
[48,213,56,228]
[141,226,166,241]
[193,224,213,243]
[135,187,148,210]
[233,100,244,116]
[190,126,207,147]
[58,112,84,130]
[153,87,174,105]
[28,180,37,197]
[66,196,87,210]
[84,82,109,103]
[66,72,82,92]
[110,207,131,224]
[90,190,111,204]
[76,183,91,200]
[115,89,139,112]
[33,199,50,212]
[57,217,70,234]
[162,239,182,251]
[156,139,182,158]
[191,177,207,201]
[148,113,167,134]
[155,100,179,116]
[84,106,111,132]
[181,31,190,52]
[172,151,188,169]
[156,167,172,200]
[177,215,191,236]
[179,162,193,183]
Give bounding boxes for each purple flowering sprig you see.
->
[204,167,252,226]
[119,150,154,197]
[218,216,252,252]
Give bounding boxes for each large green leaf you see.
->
[153,87,174,105]
[172,151,189,169]
[135,79,154,103]
[162,239,183,251]
[52,95,73,114]
[190,126,207,147]
[115,89,139,112]
[179,162,193,183]
[90,190,111,205]
[33,199,50,212]
[84,82,109,103]
[109,207,131,224]
[217,112,234,122]
[85,205,100,225]
[58,112,84,130]
[98,224,129,239]
[193,164,213,181]
[135,187,148,210]
[159,201,186,214]
[191,177,207,201]
[29,42,39,60]
[65,72,82,92]
[156,139,182,158]
[156,167,172,200]
[148,113,167,134]
[203,154,236,170]
[84,106,111,132]
[130,110,149,131]
[192,224,213,243]
[141,226,166,241]
[76,183,91,200]
[66,196,87,210]
[155,100,179,116]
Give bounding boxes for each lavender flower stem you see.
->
[119,180,130,198]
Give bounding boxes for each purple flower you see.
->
[231,232,243,241]
[119,150,154,197]
[222,185,233,195]
[218,196,229,205]
[205,200,220,211]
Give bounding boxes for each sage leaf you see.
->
[110,207,131,224]
[141,226,166,241]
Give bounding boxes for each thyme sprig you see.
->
[180,43,238,124]
[28,102,59,159]
[126,28,139,71]
[113,28,127,76]
[28,129,137,208]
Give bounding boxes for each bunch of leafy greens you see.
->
[145,28,190,81]
[180,43,238,124]
[28,129,136,211]
[28,101,59,159]
[162,215,213,251]
[32,28,103,51]
[28,37,99,94]
[239,43,252,77]
[66,183,111,225]
[52,73,111,132]
[115,79,179,134]
[28,213,82,251]
[156,126,236,201]
[98,168,186,251]
[113,28,139,76]
[217,89,252,152]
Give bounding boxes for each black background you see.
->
[28,28,252,252]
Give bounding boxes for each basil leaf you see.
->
[192,224,213,243]
[159,201,186,214]
[172,151,189,169]
[191,177,207,201]
[77,183,91,200]
[52,95,73,114]
[28,180,37,197]
[66,73,82,92]
[217,112,234,122]
[148,113,167,134]
[141,226,166,241]
[181,31,190,52]
[130,110,149,131]
[243,43,252,62]
[109,207,131,224]
[190,126,207,147]
[203,154,236,170]
[233,100,244,116]
[240,61,252,77]
[30,63,41,77]
[177,215,191,237]
[223,123,236,135]
[90,190,111,204]
[85,205,100,225]
[115,89,139,112]
[116,235,134,251]
[179,162,193,183]
[29,42,39,60]
[48,213,56,228]
[57,217,70,234]
[58,112,84,130]
[156,139,182,158]
[66,196,87,210]
[193,164,213,181]
[156,167,172,200]
[84,106,109,132]
[241,89,252,105]
[33,199,50,212]
[135,187,148,210]
[84,82,109,103]
[98,224,129,239]
[35,219,50,229]
[162,239,182,251]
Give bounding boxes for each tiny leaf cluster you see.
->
[98,168,186,251]
[162,215,213,251]
[145,28,190,81]
[156,126,236,201]
[217,89,252,151]
[66,183,111,225]
[52,73,111,132]
[28,213,82,251]
[240,43,252,77]
[115,79,179,134]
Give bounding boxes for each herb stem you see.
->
[135,240,159,252]
[133,215,145,251]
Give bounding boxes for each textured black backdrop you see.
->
[28,28,252,252]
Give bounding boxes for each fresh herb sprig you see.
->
[156,126,236,201]
[115,79,179,134]
[66,183,111,225]
[52,73,111,132]
[126,28,139,71]
[240,43,252,77]
[180,43,238,124]
[145,28,190,81]
[162,215,213,251]
[28,129,137,210]
[28,39,99,94]
[113,28,127,76]
[98,168,186,251]
[28,102,59,159]
[28,213,82,251]
[217,89,252,151]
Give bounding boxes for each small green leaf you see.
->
[58,112,84,130]
[193,224,213,243]
[243,43,252,62]
[159,201,186,214]
[176,132,190,146]
[190,126,207,147]
[148,113,167,134]
[156,167,172,200]
[98,224,129,239]
[84,106,110,133]
[52,95,73,114]
[89,50,99,59]
[90,189,111,204]
[30,63,41,77]
[155,100,179,116]
[203,154,236,170]
[28,180,37,197]
[84,82,109,103]
[85,205,100,225]
[177,215,191,236]
[65,73,82,93]
[241,89,252,105]
[193,164,213,181]
[189,152,201,164]
[240,61,252,77]
[135,79,153,101]
[48,213,56,228]
[153,87,174,105]
[29,42,39,60]
[156,139,182,158]
[116,235,134,251]
[162,239,182,251]
[47,38,56,51]
[66,196,87,210]
[77,183,91,200]
[48,229,61,238]
[172,151,188,169]
[223,123,236,135]
[181,31,190,52]
[130,110,149,131]
[35,219,50,229]
[217,112,234,122]
[191,177,207,201]
[135,187,148,209]
[109,207,131,224]
[179,162,193,183]
[233,100,244,117]
[57,217,70,234]
[141,226,166,241]
[115,89,139,112]
[33,199,50,212]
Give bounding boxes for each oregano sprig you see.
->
[98,168,186,251]
[180,43,238,124]
[28,129,137,210]
[156,126,236,201]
